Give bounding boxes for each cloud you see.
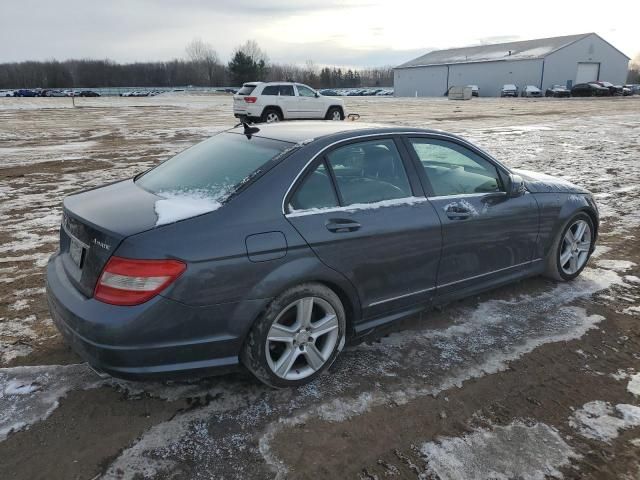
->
[0,0,637,68]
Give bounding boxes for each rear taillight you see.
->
[244,96,257,103]
[94,256,186,306]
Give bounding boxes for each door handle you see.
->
[445,206,471,220]
[325,218,361,233]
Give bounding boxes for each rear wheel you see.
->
[544,213,594,281]
[261,108,282,123]
[241,283,346,388]
[325,107,343,121]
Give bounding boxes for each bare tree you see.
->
[235,40,269,65]
[185,38,221,86]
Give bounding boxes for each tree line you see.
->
[0,39,393,89]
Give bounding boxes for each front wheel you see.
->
[241,283,346,388]
[325,106,344,121]
[544,213,594,281]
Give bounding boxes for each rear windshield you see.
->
[137,133,292,200]
[237,84,257,95]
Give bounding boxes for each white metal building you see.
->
[394,33,630,97]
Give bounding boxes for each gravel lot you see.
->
[1,94,639,480]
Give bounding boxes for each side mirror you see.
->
[315,92,319,98]
[508,174,526,198]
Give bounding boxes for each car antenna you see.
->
[234,120,261,138]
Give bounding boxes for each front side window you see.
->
[326,139,412,205]
[290,162,338,211]
[409,139,502,197]
[137,133,292,200]
[297,85,316,97]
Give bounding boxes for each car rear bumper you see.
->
[46,253,268,380]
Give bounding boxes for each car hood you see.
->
[512,169,589,194]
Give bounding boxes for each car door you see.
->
[403,136,539,297]
[285,136,442,323]
[295,84,323,119]
[276,84,299,119]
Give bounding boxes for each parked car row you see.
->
[119,90,162,97]
[500,82,639,98]
[319,88,393,96]
[0,88,101,97]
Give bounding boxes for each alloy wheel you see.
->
[265,112,280,123]
[265,297,340,381]
[330,110,341,120]
[559,219,591,275]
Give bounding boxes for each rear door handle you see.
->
[325,218,361,233]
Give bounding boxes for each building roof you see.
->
[396,33,599,69]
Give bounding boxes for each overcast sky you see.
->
[1,0,637,67]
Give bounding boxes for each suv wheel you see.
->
[262,108,282,123]
[325,107,343,121]
[241,283,346,388]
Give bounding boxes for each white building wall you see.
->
[448,59,543,97]
[393,66,448,97]
[542,34,629,89]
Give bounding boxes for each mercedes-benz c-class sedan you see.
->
[46,121,599,387]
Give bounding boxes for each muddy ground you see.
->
[0,95,639,479]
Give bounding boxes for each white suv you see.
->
[233,82,345,123]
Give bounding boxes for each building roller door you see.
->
[575,62,600,83]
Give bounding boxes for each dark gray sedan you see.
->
[46,122,599,387]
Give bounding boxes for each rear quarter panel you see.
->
[114,147,362,323]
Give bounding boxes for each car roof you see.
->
[227,121,439,144]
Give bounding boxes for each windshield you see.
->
[137,133,293,202]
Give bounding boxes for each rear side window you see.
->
[326,139,412,205]
[290,162,338,211]
[262,85,279,95]
[137,133,292,200]
[279,85,294,96]
[237,84,257,95]
[409,139,502,197]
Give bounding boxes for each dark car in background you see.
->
[571,83,610,97]
[46,122,599,388]
[14,89,37,97]
[545,85,571,97]
[79,90,100,97]
[595,81,623,96]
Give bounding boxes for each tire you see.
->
[325,106,344,121]
[544,212,595,281]
[261,108,282,123]
[241,283,346,388]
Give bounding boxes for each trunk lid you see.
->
[60,179,160,297]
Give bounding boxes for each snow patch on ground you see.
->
[154,190,224,226]
[622,306,640,316]
[595,259,636,272]
[420,422,577,480]
[569,401,640,443]
[0,364,103,441]
[627,373,640,397]
[0,315,38,363]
